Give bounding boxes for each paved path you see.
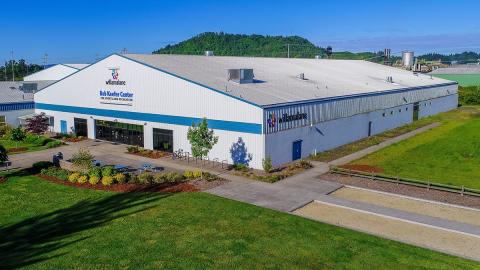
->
[207,161,342,212]
[328,122,440,166]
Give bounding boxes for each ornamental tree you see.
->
[10,127,26,148]
[187,118,218,158]
[25,113,49,135]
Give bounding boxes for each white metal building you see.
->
[34,54,458,169]
[24,63,88,82]
[0,82,35,126]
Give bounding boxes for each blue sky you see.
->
[1,0,479,64]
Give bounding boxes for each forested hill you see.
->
[153,32,391,62]
[154,32,326,58]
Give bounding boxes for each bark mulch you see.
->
[321,173,480,209]
[0,176,7,184]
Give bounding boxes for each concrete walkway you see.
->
[328,122,440,166]
[207,161,342,212]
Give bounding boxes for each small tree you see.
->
[25,113,49,135]
[71,148,94,172]
[0,145,8,165]
[10,127,26,148]
[187,118,219,158]
[262,157,272,173]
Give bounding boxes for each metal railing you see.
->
[331,166,480,197]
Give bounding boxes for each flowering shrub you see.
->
[68,173,80,183]
[89,176,100,185]
[101,176,114,186]
[114,173,126,184]
[77,175,88,184]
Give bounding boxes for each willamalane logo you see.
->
[106,68,126,85]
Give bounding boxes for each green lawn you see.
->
[433,74,480,86]
[352,106,480,190]
[0,137,62,154]
[0,172,477,269]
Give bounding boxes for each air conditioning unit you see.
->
[227,69,254,84]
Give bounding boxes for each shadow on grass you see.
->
[0,185,171,269]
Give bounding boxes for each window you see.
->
[390,111,394,115]
[429,102,432,105]
[399,109,401,113]
[406,107,408,111]
[382,113,386,117]
[48,116,55,127]
[0,115,5,126]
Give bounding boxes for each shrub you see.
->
[31,161,53,173]
[34,136,52,146]
[232,163,249,172]
[202,172,218,182]
[68,173,80,183]
[0,124,12,137]
[166,172,183,183]
[101,166,116,177]
[89,175,100,185]
[126,146,139,153]
[41,167,69,180]
[88,166,102,178]
[71,148,94,171]
[77,175,88,184]
[46,140,63,148]
[0,145,8,165]
[25,133,38,143]
[153,173,167,184]
[183,171,194,179]
[114,173,126,184]
[137,172,154,184]
[192,170,202,179]
[262,157,273,173]
[101,176,114,186]
[298,160,313,169]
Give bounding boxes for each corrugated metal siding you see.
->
[264,85,456,134]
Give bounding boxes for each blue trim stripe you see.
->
[35,103,262,134]
[0,102,34,112]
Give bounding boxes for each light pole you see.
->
[10,51,14,81]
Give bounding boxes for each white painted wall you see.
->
[35,55,265,168]
[24,64,79,81]
[265,94,458,166]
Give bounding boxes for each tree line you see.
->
[0,60,44,81]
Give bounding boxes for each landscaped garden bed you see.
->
[60,135,87,143]
[231,159,313,183]
[38,163,225,193]
[126,146,170,159]
[0,128,63,154]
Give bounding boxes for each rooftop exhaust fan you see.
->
[227,69,254,84]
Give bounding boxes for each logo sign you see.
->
[267,111,307,128]
[99,90,134,106]
[267,113,277,127]
[106,68,126,85]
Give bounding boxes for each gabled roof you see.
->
[123,54,455,107]
[0,82,34,104]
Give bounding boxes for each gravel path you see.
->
[332,187,480,227]
[320,173,480,209]
[295,202,480,262]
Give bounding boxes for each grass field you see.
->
[351,106,480,190]
[0,136,62,154]
[433,74,480,86]
[1,171,477,269]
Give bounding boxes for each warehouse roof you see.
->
[62,63,89,70]
[429,65,480,74]
[0,82,34,104]
[124,54,455,107]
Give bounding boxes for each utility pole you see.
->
[121,48,128,54]
[10,51,14,81]
[3,60,6,81]
[42,53,48,68]
[287,44,290,58]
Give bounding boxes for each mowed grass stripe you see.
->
[352,107,480,190]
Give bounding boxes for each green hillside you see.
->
[153,32,388,61]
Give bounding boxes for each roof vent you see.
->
[227,69,254,84]
[386,76,394,83]
[205,51,214,56]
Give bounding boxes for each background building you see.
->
[34,54,458,169]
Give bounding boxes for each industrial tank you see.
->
[402,51,414,68]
